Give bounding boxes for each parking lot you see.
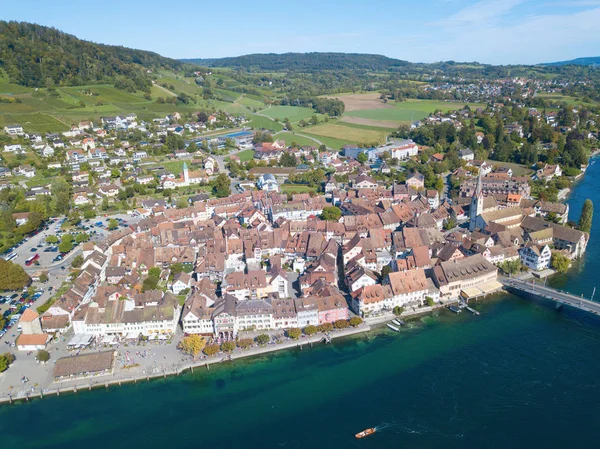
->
[0,213,141,347]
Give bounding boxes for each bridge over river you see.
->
[503,278,600,316]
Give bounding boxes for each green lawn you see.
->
[280,184,318,194]
[484,160,533,176]
[237,150,255,162]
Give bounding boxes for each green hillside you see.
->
[0,21,187,89]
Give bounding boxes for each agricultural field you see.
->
[343,97,486,123]
[536,93,593,107]
[259,106,323,123]
[302,122,388,146]
[275,132,321,148]
[0,113,69,133]
[246,114,284,132]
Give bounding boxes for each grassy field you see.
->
[0,113,69,133]
[238,96,265,109]
[275,132,321,148]
[260,106,322,123]
[280,184,318,194]
[246,114,284,132]
[536,93,593,107]
[302,122,388,146]
[345,99,487,123]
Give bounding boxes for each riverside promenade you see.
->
[0,324,371,405]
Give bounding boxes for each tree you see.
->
[357,152,368,164]
[36,349,50,363]
[551,252,571,274]
[286,328,301,339]
[0,352,15,372]
[380,265,393,280]
[425,296,435,307]
[203,344,220,356]
[46,235,59,244]
[349,317,363,327]
[148,267,162,279]
[0,259,30,291]
[213,173,231,198]
[318,323,333,332]
[58,239,73,254]
[170,263,184,277]
[320,206,342,221]
[39,273,48,283]
[83,208,96,219]
[179,335,206,359]
[334,319,349,329]
[107,218,119,230]
[303,325,317,336]
[71,255,84,268]
[237,338,253,349]
[578,199,593,233]
[176,198,188,209]
[393,306,405,316]
[279,152,297,167]
[255,334,270,345]
[221,341,236,352]
[75,232,89,243]
[142,276,159,292]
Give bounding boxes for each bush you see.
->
[255,334,270,345]
[303,325,317,336]
[425,296,435,307]
[334,319,350,329]
[203,344,220,356]
[286,328,301,339]
[349,317,363,327]
[237,338,253,349]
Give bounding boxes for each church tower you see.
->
[469,169,484,231]
[183,162,189,184]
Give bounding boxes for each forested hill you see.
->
[543,57,600,67]
[182,52,412,72]
[0,21,186,88]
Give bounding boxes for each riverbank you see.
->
[0,323,372,405]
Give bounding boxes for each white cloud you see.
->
[423,6,600,64]
[432,0,526,27]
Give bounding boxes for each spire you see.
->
[473,168,483,198]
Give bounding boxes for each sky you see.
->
[3,0,600,65]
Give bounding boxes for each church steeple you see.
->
[469,169,484,231]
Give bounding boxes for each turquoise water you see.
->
[1,163,600,448]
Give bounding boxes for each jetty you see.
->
[503,278,600,316]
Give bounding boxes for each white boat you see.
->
[387,323,400,332]
[392,319,402,326]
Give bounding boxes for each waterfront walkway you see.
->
[503,278,600,316]
[0,324,371,405]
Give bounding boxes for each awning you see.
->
[461,280,503,299]
[100,335,115,344]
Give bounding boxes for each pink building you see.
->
[316,296,349,324]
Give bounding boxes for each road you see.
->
[503,278,600,315]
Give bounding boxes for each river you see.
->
[1,163,600,449]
